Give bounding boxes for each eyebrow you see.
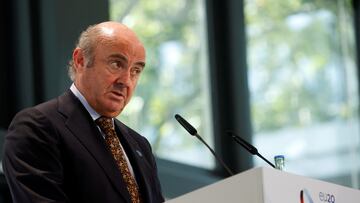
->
[108,54,127,62]
[108,53,146,68]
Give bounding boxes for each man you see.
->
[3,21,164,203]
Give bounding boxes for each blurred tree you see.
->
[110,0,212,167]
[246,0,357,133]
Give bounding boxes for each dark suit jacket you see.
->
[2,90,164,203]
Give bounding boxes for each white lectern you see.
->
[166,167,360,203]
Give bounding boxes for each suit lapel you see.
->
[57,91,131,202]
[115,120,154,202]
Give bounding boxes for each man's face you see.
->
[74,26,145,117]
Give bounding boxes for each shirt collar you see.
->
[70,83,101,121]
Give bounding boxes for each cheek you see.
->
[95,72,115,91]
[92,76,106,92]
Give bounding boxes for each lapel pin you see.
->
[136,150,143,157]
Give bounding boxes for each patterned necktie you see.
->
[95,116,141,203]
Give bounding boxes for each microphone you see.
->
[174,114,234,176]
[227,131,275,168]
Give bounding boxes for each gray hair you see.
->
[67,24,102,81]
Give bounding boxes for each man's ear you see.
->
[73,48,85,72]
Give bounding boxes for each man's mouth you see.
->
[110,91,125,99]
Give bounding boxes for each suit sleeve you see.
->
[2,108,68,203]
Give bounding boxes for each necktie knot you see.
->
[95,116,114,134]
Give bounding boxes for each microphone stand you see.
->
[194,133,234,176]
[175,114,234,176]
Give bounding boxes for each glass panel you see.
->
[109,0,214,168]
[245,0,360,188]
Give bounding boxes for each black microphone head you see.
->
[226,131,258,155]
[227,130,275,168]
[174,114,198,135]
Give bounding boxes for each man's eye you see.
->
[131,67,143,76]
[110,61,121,69]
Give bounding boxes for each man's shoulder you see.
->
[114,119,141,138]
[34,90,75,112]
[11,90,76,124]
[114,119,152,151]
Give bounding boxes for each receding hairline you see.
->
[94,22,142,42]
[67,22,145,81]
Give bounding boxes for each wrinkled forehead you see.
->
[99,24,141,43]
[96,25,145,57]
[93,36,145,65]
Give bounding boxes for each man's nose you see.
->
[115,69,132,86]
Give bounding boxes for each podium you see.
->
[166,167,360,203]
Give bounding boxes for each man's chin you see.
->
[97,100,126,117]
[96,105,123,118]
[100,110,121,118]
